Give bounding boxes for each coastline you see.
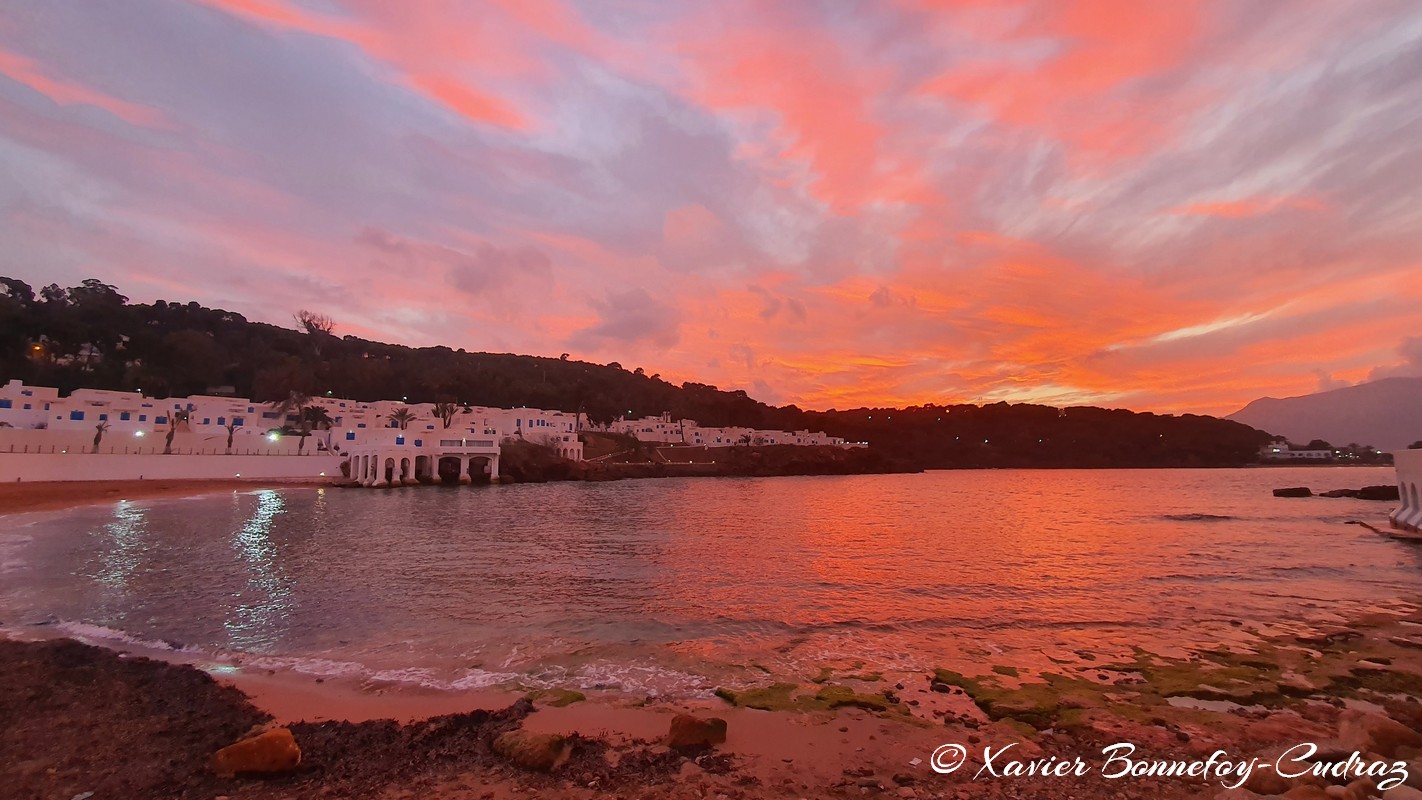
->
[8,601,1422,799]
[0,477,331,515]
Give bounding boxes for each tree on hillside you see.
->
[295,310,335,357]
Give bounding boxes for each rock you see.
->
[1360,485,1402,501]
[1283,787,1331,800]
[1342,778,1376,800]
[210,728,301,777]
[1384,787,1422,800]
[1242,766,1291,795]
[892,772,916,786]
[493,731,569,772]
[1338,710,1422,759]
[1320,489,1361,498]
[1214,788,1266,799]
[1275,487,1313,498]
[895,788,917,799]
[665,714,728,749]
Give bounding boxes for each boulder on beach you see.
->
[492,730,568,772]
[1337,709,1422,760]
[1274,487,1313,497]
[210,727,301,777]
[1319,489,1361,498]
[665,713,728,749]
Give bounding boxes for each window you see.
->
[21,389,31,396]
[0,399,10,409]
[345,431,356,441]
[396,435,405,445]
[139,414,147,422]
[99,413,108,421]
[23,403,30,410]
[155,415,167,424]
[357,423,366,428]
[247,406,254,413]
[414,439,423,447]
[120,411,131,420]
[217,416,225,425]
[202,418,210,425]
[70,410,85,421]
[232,417,243,426]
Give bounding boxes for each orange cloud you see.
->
[0,48,166,127]
[1171,195,1329,218]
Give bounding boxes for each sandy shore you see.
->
[8,603,1422,800]
[0,478,329,515]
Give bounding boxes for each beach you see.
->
[4,469,1420,799]
[0,478,328,515]
[7,603,1422,800]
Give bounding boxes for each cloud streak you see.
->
[2,0,1420,415]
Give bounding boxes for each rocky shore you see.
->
[7,602,1422,800]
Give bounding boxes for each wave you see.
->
[53,620,202,654]
[1161,513,1237,522]
[25,619,714,698]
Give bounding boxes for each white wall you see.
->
[0,451,344,483]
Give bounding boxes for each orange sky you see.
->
[2,0,1420,415]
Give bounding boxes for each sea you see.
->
[1,467,1415,697]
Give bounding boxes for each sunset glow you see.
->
[3,1,1420,414]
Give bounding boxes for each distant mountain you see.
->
[1227,377,1422,452]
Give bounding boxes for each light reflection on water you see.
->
[225,489,291,651]
[1,467,1417,696]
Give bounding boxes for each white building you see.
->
[0,380,593,484]
[607,411,854,449]
[1258,443,1335,461]
[1392,449,1422,534]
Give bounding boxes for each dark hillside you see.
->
[1,278,1271,468]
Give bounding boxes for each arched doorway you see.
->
[467,455,493,485]
[437,456,465,485]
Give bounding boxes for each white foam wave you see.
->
[54,621,202,654]
[36,621,717,698]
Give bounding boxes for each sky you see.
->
[2,1,1421,415]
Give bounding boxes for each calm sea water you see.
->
[1,467,1415,696]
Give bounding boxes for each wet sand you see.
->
[0,478,328,515]
[9,603,1422,800]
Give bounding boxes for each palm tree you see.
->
[390,407,417,430]
[267,390,311,428]
[300,405,333,452]
[92,420,109,453]
[224,421,240,454]
[433,402,458,429]
[163,412,185,455]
